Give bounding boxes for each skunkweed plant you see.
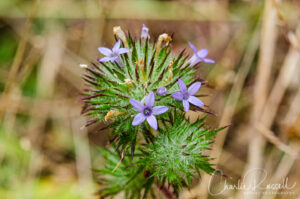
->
[81,25,226,199]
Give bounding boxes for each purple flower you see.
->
[130,92,168,130]
[188,42,215,66]
[157,87,167,95]
[141,24,150,39]
[172,79,204,112]
[98,40,130,64]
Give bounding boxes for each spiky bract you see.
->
[96,147,154,199]
[138,112,224,188]
[96,113,225,198]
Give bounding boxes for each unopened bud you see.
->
[135,58,145,80]
[155,33,172,60]
[165,61,173,83]
[113,26,129,49]
[157,87,167,95]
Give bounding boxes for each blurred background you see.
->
[1,0,300,198]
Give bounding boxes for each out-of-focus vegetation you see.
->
[1,0,300,199]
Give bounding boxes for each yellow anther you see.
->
[105,110,124,121]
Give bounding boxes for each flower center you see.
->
[183,92,189,100]
[143,107,152,116]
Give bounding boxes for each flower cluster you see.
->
[81,24,224,198]
[96,25,214,130]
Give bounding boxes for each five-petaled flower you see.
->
[172,79,204,112]
[188,42,215,66]
[141,24,150,39]
[98,40,129,64]
[130,92,168,130]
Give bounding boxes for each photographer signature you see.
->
[208,168,296,196]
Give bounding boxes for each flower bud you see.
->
[157,87,167,95]
[141,24,150,40]
[113,26,129,49]
[155,33,172,60]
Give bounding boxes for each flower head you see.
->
[98,40,130,63]
[130,92,168,130]
[141,24,150,39]
[172,79,204,112]
[188,42,215,66]
[157,87,167,95]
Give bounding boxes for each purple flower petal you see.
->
[147,115,157,130]
[172,92,183,101]
[130,99,145,112]
[98,47,112,56]
[157,87,167,95]
[99,57,112,62]
[112,40,121,52]
[116,48,130,55]
[183,100,189,112]
[109,56,118,62]
[197,49,208,58]
[145,92,155,107]
[97,40,130,64]
[188,96,204,107]
[152,106,168,115]
[132,113,146,126]
[188,55,200,66]
[204,58,215,63]
[188,42,197,54]
[188,82,201,96]
[178,79,187,92]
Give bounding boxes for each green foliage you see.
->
[0,31,17,66]
[0,128,30,188]
[96,113,226,197]
[96,147,154,199]
[139,112,224,188]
